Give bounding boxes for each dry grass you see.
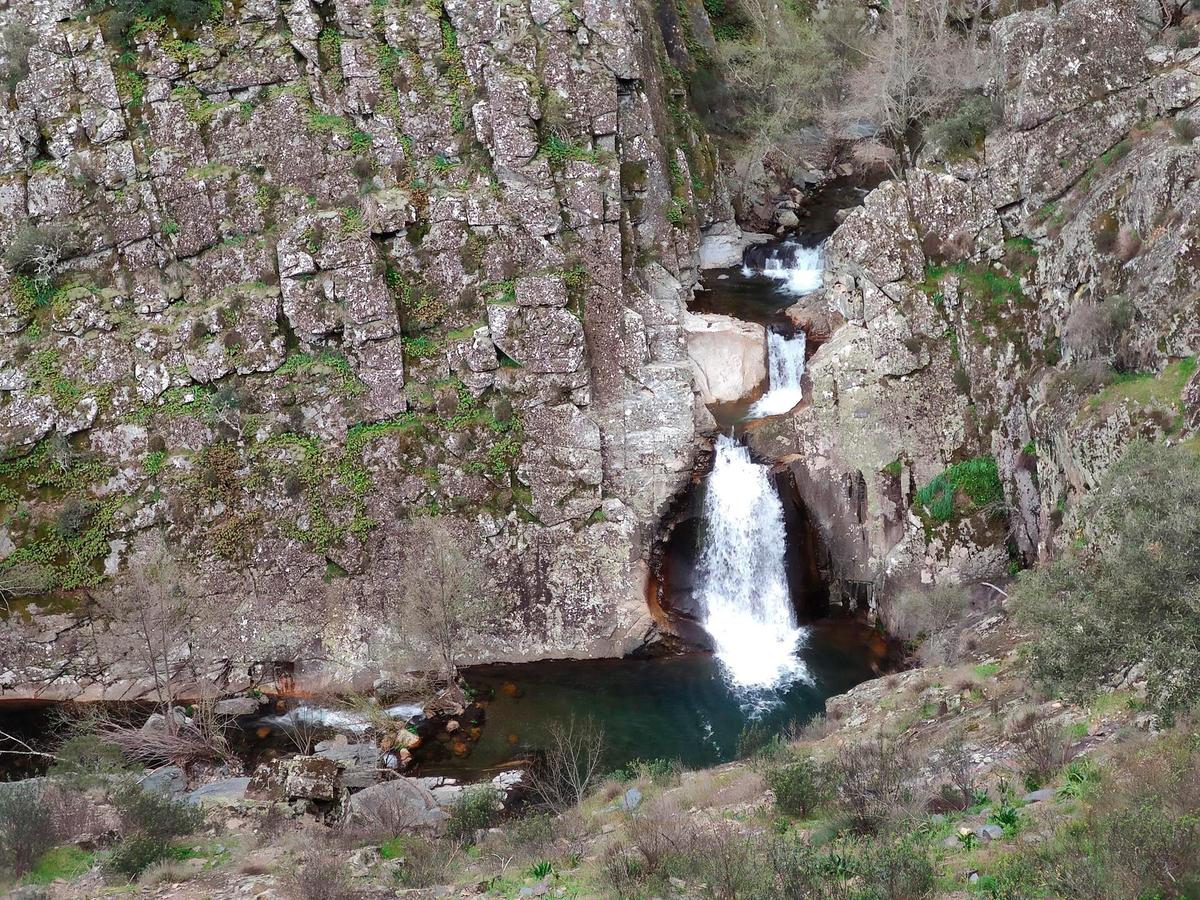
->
[677,769,764,811]
[139,859,194,885]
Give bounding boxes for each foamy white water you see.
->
[744,242,823,295]
[695,435,809,692]
[749,331,807,418]
[258,702,424,733]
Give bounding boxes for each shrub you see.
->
[1063,295,1133,359]
[883,584,968,644]
[98,0,220,43]
[0,781,57,877]
[1016,441,1200,718]
[378,834,454,888]
[769,833,934,899]
[287,854,359,900]
[112,781,205,840]
[0,20,36,90]
[831,734,919,834]
[927,92,998,157]
[624,797,694,878]
[1173,117,1199,142]
[445,786,499,846]
[763,753,831,818]
[1013,721,1072,788]
[107,833,172,879]
[690,826,767,899]
[976,729,1200,898]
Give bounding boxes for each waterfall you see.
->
[743,241,823,296]
[695,435,808,692]
[749,330,807,419]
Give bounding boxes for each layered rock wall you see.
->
[0,0,726,698]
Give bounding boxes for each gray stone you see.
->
[186,777,251,804]
[139,766,186,795]
[1022,788,1056,804]
[342,779,448,833]
[618,787,642,811]
[213,697,262,717]
[977,824,1005,842]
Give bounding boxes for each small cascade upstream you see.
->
[749,330,807,418]
[695,434,809,695]
[743,241,824,296]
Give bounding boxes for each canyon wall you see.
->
[0,0,724,698]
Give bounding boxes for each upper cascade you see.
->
[743,241,824,296]
[695,434,809,695]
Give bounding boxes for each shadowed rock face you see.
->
[683,312,768,405]
[0,0,734,698]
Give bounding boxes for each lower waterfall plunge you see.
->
[748,330,807,419]
[696,434,809,693]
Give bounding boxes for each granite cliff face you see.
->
[0,0,726,697]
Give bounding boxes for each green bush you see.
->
[0,21,36,90]
[107,833,172,879]
[927,93,998,157]
[915,456,1003,523]
[113,782,205,840]
[1016,440,1200,717]
[763,754,831,818]
[445,786,499,845]
[975,729,1200,898]
[0,781,57,878]
[770,833,935,899]
[49,734,130,786]
[98,0,220,43]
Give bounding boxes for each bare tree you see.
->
[2,223,78,281]
[526,715,607,813]
[388,518,493,676]
[837,0,992,173]
[85,547,233,766]
[0,561,54,614]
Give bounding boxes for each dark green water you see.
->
[429,621,886,776]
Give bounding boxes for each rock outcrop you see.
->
[749,0,1200,614]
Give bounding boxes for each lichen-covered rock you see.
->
[0,0,722,699]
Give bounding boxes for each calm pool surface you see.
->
[432,621,886,776]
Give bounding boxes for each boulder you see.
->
[698,222,771,269]
[139,766,186,795]
[683,312,768,405]
[186,777,251,805]
[342,779,448,833]
[246,756,342,802]
[213,697,262,717]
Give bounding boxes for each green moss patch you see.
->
[915,456,1003,523]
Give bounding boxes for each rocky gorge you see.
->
[4,0,1200,894]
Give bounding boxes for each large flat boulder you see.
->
[683,312,767,405]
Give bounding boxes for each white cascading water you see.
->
[695,435,809,693]
[744,241,823,296]
[748,330,807,419]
